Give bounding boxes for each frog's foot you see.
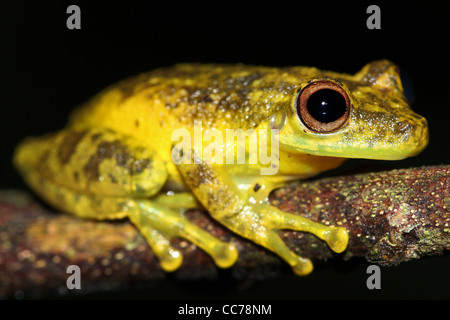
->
[128,200,238,272]
[221,204,348,275]
[175,150,349,275]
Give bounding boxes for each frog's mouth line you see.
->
[279,130,429,161]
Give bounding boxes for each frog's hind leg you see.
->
[13,127,168,199]
[13,128,237,272]
[14,148,237,272]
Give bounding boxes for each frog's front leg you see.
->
[176,153,349,275]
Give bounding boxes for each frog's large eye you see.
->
[297,81,350,133]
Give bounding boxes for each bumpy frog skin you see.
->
[14,60,428,275]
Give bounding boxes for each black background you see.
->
[1,1,450,299]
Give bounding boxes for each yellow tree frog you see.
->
[13,60,428,275]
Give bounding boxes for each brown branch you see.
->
[0,165,449,298]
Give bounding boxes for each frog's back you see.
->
[68,64,317,139]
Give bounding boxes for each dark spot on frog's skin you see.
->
[203,95,213,103]
[36,150,53,180]
[135,119,140,128]
[242,72,264,86]
[117,72,153,102]
[182,163,217,189]
[83,141,121,181]
[73,171,79,182]
[253,183,261,192]
[91,133,102,142]
[165,102,178,109]
[108,173,118,184]
[39,150,50,164]
[119,84,135,102]
[58,130,88,165]
[83,140,153,182]
[133,158,152,174]
[342,80,363,92]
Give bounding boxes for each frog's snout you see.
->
[385,111,429,159]
[348,109,429,160]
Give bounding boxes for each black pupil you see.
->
[306,89,347,123]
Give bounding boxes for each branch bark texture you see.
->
[0,165,448,298]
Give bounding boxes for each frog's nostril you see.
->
[396,121,411,133]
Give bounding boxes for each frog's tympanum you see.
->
[14,60,428,275]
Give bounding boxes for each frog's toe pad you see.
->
[211,243,239,268]
[291,257,314,276]
[159,247,183,272]
[324,227,349,253]
[148,225,238,272]
[129,200,239,272]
